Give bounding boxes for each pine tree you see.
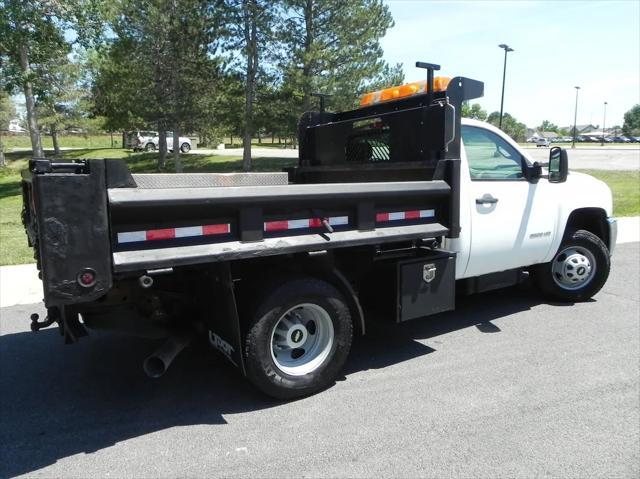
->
[280,0,402,113]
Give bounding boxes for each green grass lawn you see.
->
[0,149,637,266]
[575,169,640,217]
[2,133,295,151]
[3,134,121,150]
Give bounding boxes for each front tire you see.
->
[145,143,156,151]
[244,277,353,399]
[180,143,191,153]
[532,229,610,302]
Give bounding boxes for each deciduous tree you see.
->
[0,0,104,157]
[622,104,640,136]
[0,92,16,166]
[537,120,558,133]
[487,111,526,142]
[461,102,487,121]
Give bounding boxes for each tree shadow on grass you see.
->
[0,180,21,199]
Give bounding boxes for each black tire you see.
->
[145,143,156,151]
[531,229,610,302]
[243,277,353,399]
[180,143,190,153]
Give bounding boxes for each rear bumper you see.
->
[607,217,617,256]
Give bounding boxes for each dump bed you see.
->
[21,74,483,308]
[22,159,453,307]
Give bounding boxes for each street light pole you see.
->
[571,86,580,149]
[601,101,607,146]
[498,44,514,129]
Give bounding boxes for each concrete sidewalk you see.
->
[1,216,638,309]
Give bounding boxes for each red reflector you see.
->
[77,268,97,288]
[146,228,175,240]
[404,210,420,220]
[376,212,389,222]
[309,218,323,228]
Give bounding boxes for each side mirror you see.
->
[549,146,568,183]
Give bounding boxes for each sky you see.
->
[380,0,640,129]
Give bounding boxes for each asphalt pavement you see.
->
[1,243,638,478]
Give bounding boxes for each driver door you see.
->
[462,125,555,278]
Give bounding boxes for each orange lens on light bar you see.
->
[359,77,451,107]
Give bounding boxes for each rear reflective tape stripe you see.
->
[376,209,435,222]
[329,216,349,226]
[146,228,175,240]
[117,231,147,243]
[288,219,311,229]
[264,216,349,232]
[203,224,230,235]
[117,223,230,244]
[175,226,202,237]
[264,220,289,232]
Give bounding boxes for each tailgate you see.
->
[21,159,113,307]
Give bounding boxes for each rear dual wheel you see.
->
[243,277,353,399]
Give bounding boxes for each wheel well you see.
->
[234,257,366,336]
[564,208,609,249]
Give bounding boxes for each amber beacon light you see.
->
[359,77,451,107]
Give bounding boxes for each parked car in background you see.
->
[126,131,158,151]
[631,137,640,143]
[535,137,550,147]
[146,133,193,153]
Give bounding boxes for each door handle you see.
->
[476,194,499,204]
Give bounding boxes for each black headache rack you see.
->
[294,74,484,175]
[291,71,483,239]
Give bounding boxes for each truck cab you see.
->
[452,118,614,291]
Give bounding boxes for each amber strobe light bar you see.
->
[359,76,451,107]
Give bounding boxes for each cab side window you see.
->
[462,125,524,180]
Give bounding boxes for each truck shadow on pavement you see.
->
[0,284,569,478]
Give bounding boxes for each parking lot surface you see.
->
[1,243,638,478]
[192,146,640,171]
[524,147,639,170]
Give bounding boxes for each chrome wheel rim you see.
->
[270,303,334,376]
[551,246,596,290]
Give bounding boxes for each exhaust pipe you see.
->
[143,335,192,378]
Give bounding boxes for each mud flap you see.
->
[202,262,246,375]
